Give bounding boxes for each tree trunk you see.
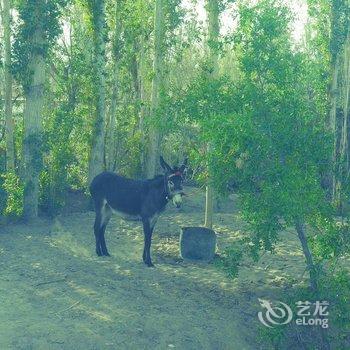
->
[329,2,350,205]
[204,0,220,229]
[106,65,118,172]
[329,47,340,201]
[138,34,148,177]
[88,0,107,183]
[23,30,45,220]
[130,39,145,176]
[106,1,122,172]
[3,0,15,172]
[146,0,164,178]
[204,174,214,228]
[295,221,318,293]
[296,222,330,350]
[341,33,350,181]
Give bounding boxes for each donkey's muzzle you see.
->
[172,193,183,208]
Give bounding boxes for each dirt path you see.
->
[0,187,308,350]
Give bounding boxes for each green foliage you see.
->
[40,106,76,214]
[259,270,350,349]
[23,133,44,173]
[1,172,24,217]
[0,170,7,215]
[330,0,350,60]
[170,70,238,189]
[214,240,244,278]
[322,270,350,338]
[310,216,350,261]
[208,0,332,256]
[12,0,67,90]
[37,5,96,210]
[163,0,185,48]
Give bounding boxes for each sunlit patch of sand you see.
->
[1,186,348,349]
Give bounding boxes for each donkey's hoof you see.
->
[104,252,111,257]
[146,262,155,267]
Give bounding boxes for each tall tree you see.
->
[204,0,220,229]
[13,0,66,219]
[105,0,123,171]
[2,0,15,171]
[87,0,107,183]
[22,28,45,219]
[328,0,350,203]
[210,0,332,293]
[146,0,165,178]
[138,33,149,176]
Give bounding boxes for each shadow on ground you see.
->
[0,187,310,349]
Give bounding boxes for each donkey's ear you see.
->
[160,156,172,173]
[179,157,188,172]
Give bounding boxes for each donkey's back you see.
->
[90,171,148,216]
[90,171,147,196]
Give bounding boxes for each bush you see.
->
[258,270,350,349]
[1,172,24,217]
[215,240,244,278]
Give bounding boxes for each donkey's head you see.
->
[160,156,188,208]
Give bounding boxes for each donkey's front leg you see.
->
[142,218,155,267]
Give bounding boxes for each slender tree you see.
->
[328,0,350,203]
[106,0,122,171]
[146,0,165,178]
[13,0,66,219]
[339,32,350,194]
[22,28,45,219]
[2,0,15,171]
[138,33,148,176]
[204,0,220,229]
[87,0,107,183]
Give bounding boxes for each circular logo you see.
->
[258,298,293,328]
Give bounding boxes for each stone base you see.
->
[180,226,216,261]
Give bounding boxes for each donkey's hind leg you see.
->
[142,218,155,267]
[100,203,112,256]
[94,210,103,256]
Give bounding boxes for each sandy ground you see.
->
[0,187,312,350]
